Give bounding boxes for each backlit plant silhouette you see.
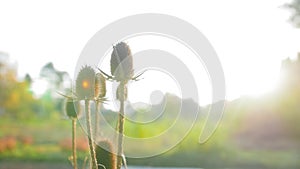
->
[60,65,107,169]
[75,66,107,169]
[99,42,143,169]
[94,73,106,140]
[64,98,82,169]
[59,42,142,169]
[96,140,117,169]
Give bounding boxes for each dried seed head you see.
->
[110,42,133,82]
[76,66,96,100]
[65,98,81,119]
[95,140,116,169]
[95,73,106,98]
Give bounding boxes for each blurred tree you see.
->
[39,62,71,114]
[284,1,300,139]
[24,73,32,85]
[0,52,16,115]
[40,62,70,91]
[277,55,300,139]
[286,0,300,27]
[0,52,39,119]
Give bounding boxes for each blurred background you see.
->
[1,0,300,168]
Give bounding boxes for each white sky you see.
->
[1,0,300,106]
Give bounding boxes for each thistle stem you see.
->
[116,83,127,169]
[72,119,77,169]
[95,101,100,140]
[85,99,98,169]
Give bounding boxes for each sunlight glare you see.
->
[31,79,48,96]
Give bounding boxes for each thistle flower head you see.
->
[76,65,96,100]
[96,140,116,169]
[65,98,81,119]
[110,42,133,82]
[95,73,106,98]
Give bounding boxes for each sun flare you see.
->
[82,80,89,89]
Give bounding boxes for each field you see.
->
[1,100,300,169]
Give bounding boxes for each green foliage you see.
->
[0,56,40,119]
[286,0,300,27]
[1,54,300,168]
[40,62,70,91]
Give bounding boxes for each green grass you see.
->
[0,114,299,169]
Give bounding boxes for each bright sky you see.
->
[1,0,300,106]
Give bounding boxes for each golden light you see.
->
[82,80,89,89]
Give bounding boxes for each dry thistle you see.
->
[75,65,98,169]
[76,65,96,100]
[95,73,106,99]
[65,99,81,119]
[98,42,144,169]
[110,42,133,82]
[111,42,132,169]
[58,65,107,169]
[94,72,107,141]
[96,140,117,169]
[64,98,82,169]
